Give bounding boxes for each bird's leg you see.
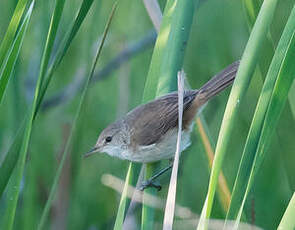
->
[139,163,173,191]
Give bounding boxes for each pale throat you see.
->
[102,144,128,160]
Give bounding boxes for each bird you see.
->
[85,61,239,190]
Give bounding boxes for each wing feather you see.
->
[125,90,197,146]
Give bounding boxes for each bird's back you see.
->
[124,90,198,147]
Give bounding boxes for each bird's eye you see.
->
[105,136,112,143]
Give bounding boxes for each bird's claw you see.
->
[139,180,162,191]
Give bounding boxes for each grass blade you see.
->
[142,0,197,229]
[141,0,175,102]
[141,1,176,228]
[35,0,66,96]
[37,3,118,229]
[196,116,231,213]
[113,163,132,230]
[0,0,32,104]
[0,0,29,69]
[115,0,176,228]
[242,0,295,193]
[114,162,141,230]
[233,8,295,227]
[225,4,295,225]
[114,0,197,228]
[278,193,295,230]
[1,0,67,228]
[0,0,95,199]
[162,71,184,230]
[196,0,278,229]
[36,0,96,112]
[142,0,162,32]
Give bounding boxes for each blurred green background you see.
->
[0,0,295,229]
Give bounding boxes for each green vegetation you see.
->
[0,0,295,229]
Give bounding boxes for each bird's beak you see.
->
[83,146,101,158]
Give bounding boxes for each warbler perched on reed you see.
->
[85,61,239,189]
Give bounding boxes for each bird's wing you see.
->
[126,90,197,146]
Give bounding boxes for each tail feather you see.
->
[197,60,240,101]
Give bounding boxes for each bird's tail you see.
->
[196,61,240,103]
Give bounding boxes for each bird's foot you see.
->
[139,163,173,191]
[139,180,162,191]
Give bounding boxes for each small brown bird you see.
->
[85,61,239,189]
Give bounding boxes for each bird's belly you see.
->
[123,128,192,163]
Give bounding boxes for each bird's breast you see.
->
[122,126,193,163]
